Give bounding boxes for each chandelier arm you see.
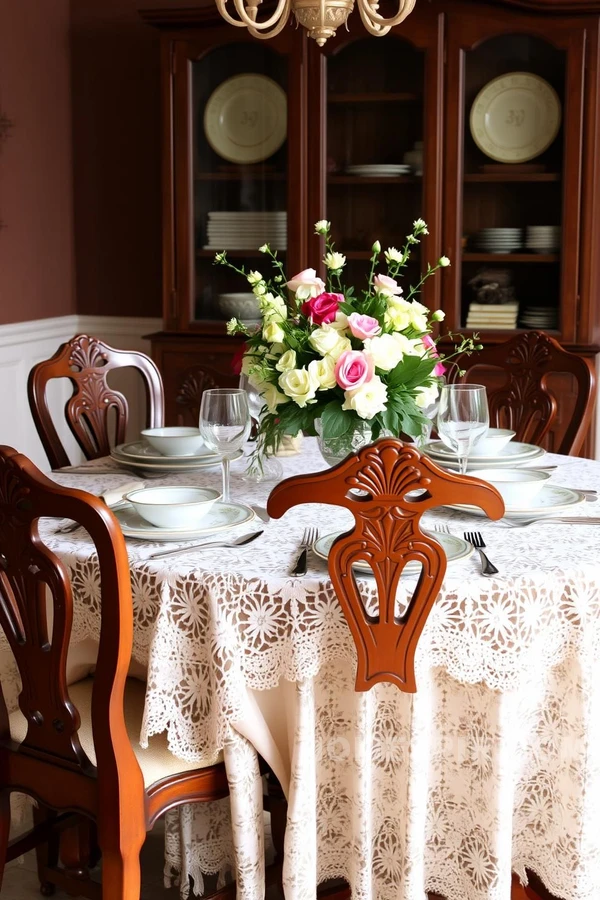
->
[227,0,292,31]
[248,5,294,39]
[358,0,416,28]
[356,0,391,35]
[214,0,257,27]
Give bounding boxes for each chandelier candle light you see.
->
[217,219,481,469]
[215,0,416,46]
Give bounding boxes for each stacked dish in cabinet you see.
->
[466,302,519,329]
[203,211,287,250]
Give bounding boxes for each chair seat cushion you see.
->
[9,678,223,787]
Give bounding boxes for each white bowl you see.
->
[141,427,205,457]
[473,468,550,508]
[218,293,261,322]
[124,486,221,529]
[471,428,516,457]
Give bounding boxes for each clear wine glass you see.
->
[437,384,489,474]
[199,388,251,503]
[238,374,283,483]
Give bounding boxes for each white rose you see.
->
[263,321,285,344]
[330,311,349,333]
[253,282,267,297]
[309,324,351,360]
[308,355,337,390]
[439,256,451,267]
[393,333,421,356]
[285,268,326,300]
[384,246,404,265]
[413,218,429,234]
[384,298,412,332]
[432,309,446,321]
[275,349,297,372]
[363,333,405,372]
[415,382,439,409]
[261,292,287,323]
[342,375,388,420]
[247,270,263,285]
[314,220,330,235]
[409,305,428,333]
[260,382,287,413]
[278,368,319,408]
[324,251,346,270]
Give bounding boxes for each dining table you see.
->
[2,437,600,900]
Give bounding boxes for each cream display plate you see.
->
[470,72,561,163]
[313,530,472,575]
[115,441,219,464]
[447,485,585,519]
[114,501,255,541]
[424,441,546,469]
[204,74,287,165]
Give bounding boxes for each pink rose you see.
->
[301,292,343,325]
[422,334,446,377]
[335,350,374,390]
[347,312,381,341]
[285,268,326,298]
[373,273,402,297]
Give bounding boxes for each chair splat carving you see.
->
[268,439,504,692]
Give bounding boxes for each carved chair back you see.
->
[268,439,504,692]
[175,365,219,426]
[0,445,145,821]
[451,331,596,455]
[28,334,165,469]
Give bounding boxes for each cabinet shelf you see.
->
[196,249,287,258]
[328,175,421,185]
[462,253,560,263]
[195,172,286,181]
[464,173,561,183]
[328,92,420,103]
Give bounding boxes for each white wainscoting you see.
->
[0,315,161,471]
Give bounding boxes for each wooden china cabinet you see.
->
[142,0,600,453]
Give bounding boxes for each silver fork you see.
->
[291,527,318,576]
[464,531,499,576]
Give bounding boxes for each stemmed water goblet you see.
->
[238,374,283,483]
[437,384,489,474]
[199,388,251,503]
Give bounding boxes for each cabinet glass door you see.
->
[317,15,444,312]
[444,14,586,342]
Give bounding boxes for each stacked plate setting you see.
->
[473,228,522,254]
[466,302,519,329]
[111,440,229,475]
[525,225,561,254]
[519,305,559,329]
[204,211,287,250]
[346,164,411,177]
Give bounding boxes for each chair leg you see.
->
[33,805,59,896]
[0,791,10,888]
[100,847,142,900]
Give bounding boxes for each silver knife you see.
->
[148,530,263,560]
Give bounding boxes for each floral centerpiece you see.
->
[217,219,480,466]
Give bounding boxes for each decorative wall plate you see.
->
[204,74,287,164]
[469,72,561,163]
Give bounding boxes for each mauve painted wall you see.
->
[0,0,75,325]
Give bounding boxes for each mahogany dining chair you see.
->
[175,365,219,427]
[450,330,596,455]
[0,445,233,900]
[267,438,555,899]
[28,334,165,469]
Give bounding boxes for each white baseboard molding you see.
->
[0,315,162,471]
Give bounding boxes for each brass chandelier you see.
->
[215,0,417,46]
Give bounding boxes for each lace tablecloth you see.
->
[3,439,600,900]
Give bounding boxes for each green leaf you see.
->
[320,402,354,439]
[381,406,400,435]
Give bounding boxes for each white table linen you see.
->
[2,441,600,900]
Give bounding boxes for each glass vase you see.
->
[314,418,373,467]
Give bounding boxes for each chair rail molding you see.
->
[0,315,162,470]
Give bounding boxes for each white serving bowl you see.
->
[473,468,550,508]
[141,427,206,457]
[218,292,261,322]
[124,486,221,529]
[471,428,516,457]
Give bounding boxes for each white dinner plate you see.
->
[470,72,561,163]
[204,74,287,165]
[424,440,546,467]
[109,448,242,473]
[114,441,219,464]
[114,501,255,541]
[447,485,586,520]
[313,530,472,575]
